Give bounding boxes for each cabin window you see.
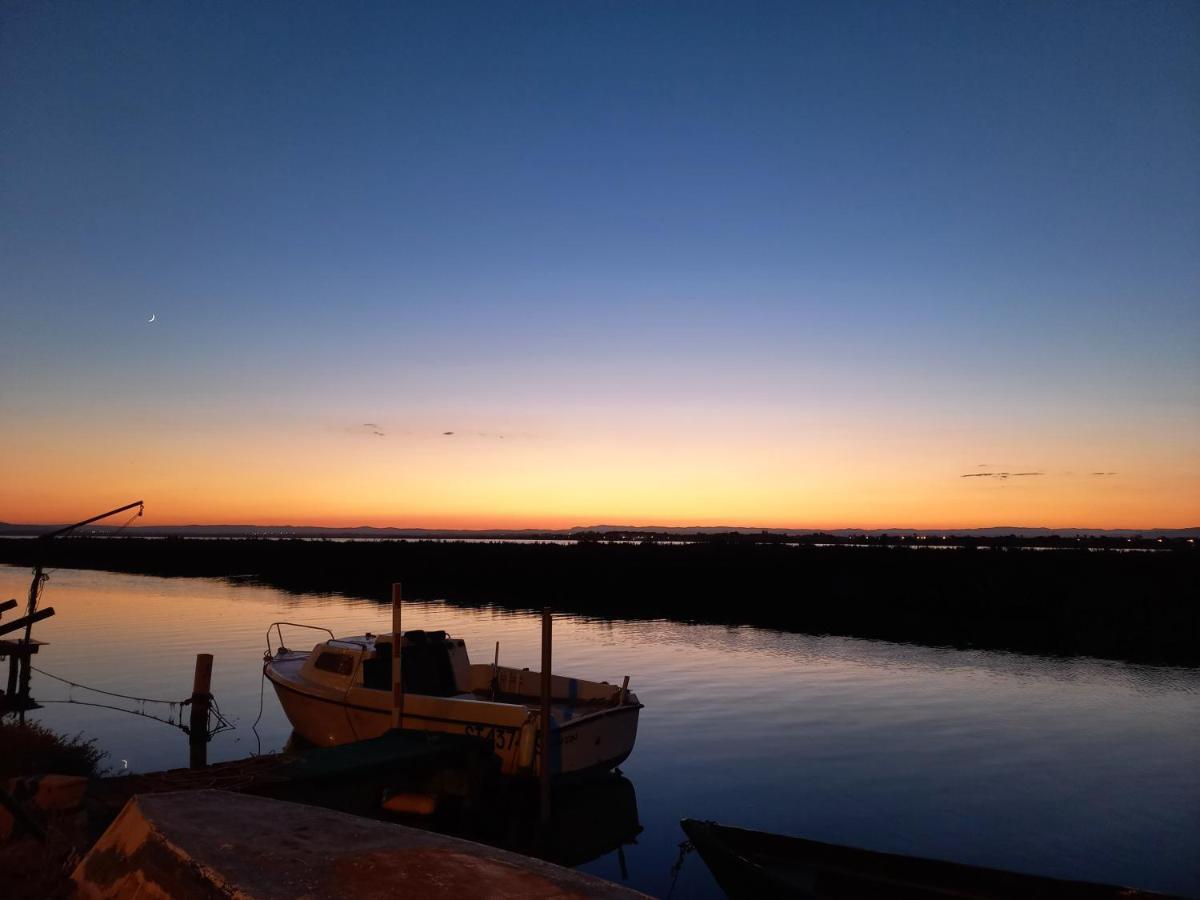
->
[313,652,353,675]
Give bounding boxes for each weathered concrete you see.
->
[73,789,649,899]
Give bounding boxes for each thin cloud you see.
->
[1091,471,1117,476]
[961,471,1043,480]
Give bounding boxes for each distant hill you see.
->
[1,521,1196,540]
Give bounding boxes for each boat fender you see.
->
[518,717,536,770]
[382,792,438,816]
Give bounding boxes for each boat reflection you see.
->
[277,728,642,874]
[383,768,643,872]
[526,772,643,869]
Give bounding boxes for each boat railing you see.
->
[265,621,335,656]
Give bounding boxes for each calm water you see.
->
[3,565,1197,898]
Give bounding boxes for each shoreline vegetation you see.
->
[1,536,1196,665]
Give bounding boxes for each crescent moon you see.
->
[147,314,156,323]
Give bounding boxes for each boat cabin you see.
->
[305,630,472,696]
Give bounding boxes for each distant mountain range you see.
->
[1,522,1196,539]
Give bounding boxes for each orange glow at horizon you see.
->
[2,412,1196,530]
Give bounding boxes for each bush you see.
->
[0,720,106,779]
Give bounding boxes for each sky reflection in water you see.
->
[3,566,1196,898]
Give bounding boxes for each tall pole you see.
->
[540,607,553,825]
[391,582,403,731]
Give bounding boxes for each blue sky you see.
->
[2,1,1197,526]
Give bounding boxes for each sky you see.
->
[1,1,1197,529]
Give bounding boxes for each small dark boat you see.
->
[680,819,1180,900]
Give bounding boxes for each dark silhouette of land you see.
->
[1,521,1197,540]
[0,537,1195,665]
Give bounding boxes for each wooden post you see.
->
[490,641,500,701]
[188,653,213,769]
[540,607,553,825]
[391,582,403,731]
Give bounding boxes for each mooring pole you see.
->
[391,582,403,731]
[539,607,553,825]
[188,653,213,769]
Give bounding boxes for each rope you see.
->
[666,839,694,899]
[31,666,185,706]
[37,699,186,730]
[251,669,267,756]
[28,666,234,741]
[40,508,143,578]
[206,694,235,740]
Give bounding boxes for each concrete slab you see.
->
[73,789,649,899]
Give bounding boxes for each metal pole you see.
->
[23,501,144,660]
[540,607,553,825]
[391,582,403,731]
[188,653,213,769]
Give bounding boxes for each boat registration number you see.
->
[463,723,517,751]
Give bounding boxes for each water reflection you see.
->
[395,771,644,872]
[1,565,1196,898]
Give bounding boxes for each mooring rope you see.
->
[36,699,187,730]
[28,666,235,740]
[30,666,183,706]
[250,669,267,756]
[665,839,694,899]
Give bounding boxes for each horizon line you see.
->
[2,520,1196,534]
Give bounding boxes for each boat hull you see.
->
[268,667,639,779]
[680,819,1179,900]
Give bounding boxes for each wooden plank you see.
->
[0,607,55,637]
[0,639,46,654]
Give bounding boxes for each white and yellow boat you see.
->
[264,624,642,779]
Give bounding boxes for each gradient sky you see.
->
[2,1,1197,529]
